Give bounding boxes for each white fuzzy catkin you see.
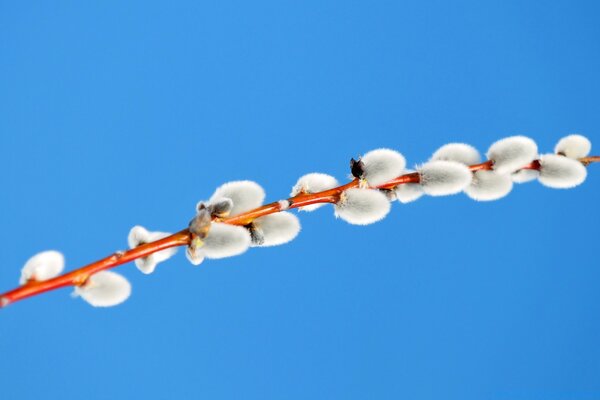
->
[486,136,538,174]
[418,160,473,196]
[20,250,65,285]
[128,226,178,274]
[431,143,481,165]
[538,154,587,189]
[394,183,424,203]
[334,188,391,225]
[201,223,252,259]
[251,212,301,247]
[464,170,513,201]
[511,169,540,183]
[554,134,592,159]
[360,148,406,186]
[74,271,131,307]
[209,180,265,216]
[290,173,339,211]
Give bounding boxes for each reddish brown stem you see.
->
[1,156,598,308]
[0,231,191,306]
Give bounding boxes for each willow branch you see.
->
[1,156,598,308]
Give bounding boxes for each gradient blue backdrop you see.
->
[1,1,599,399]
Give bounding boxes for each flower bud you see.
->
[418,160,472,196]
[554,134,591,159]
[334,188,391,225]
[20,250,65,285]
[250,212,301,247]
[209,181,265,216]
[201,223,252,259]
[538,154,587,189]
[486,136,538,174]
[359,149,406,186]
[464,170,513,201]
[431,143,481,165]
[74,271,131,307]
[128,226,178,274]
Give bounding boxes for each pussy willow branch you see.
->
[2,157,598,308]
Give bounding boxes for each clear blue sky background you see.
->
[1,1,599,399]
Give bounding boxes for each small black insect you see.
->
[350,157,365,179]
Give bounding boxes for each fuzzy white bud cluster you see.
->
[464,170,513,201]
[555,134,592,159]
[334,188,391,225]
[73,271,131,307]
[538,154,587,189]
[20,250,65,285]
[138,134,592,283]
[14,134,592,308]
[186,222,252,265]
[207,180,265,216]
[128,226,178,274]
[359,148,406,186]
[340,135,590,211]
[418,160,472,196]
[431,143,481,165]
[19,250,132,307]
[250,212,301,247]
[394,134,592,202]
[486,136,538,174]
[186,180,301,265]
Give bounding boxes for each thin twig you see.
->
[1,156,597,308]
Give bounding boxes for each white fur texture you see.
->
[209,180,265,216]
[394,183,424,203]
[554,134,591,159]
[334,188,391,225]
[128,226,178,274]
[431,143,481,165]
[361,149,406,186]
[486,136,538,174]
[538,154,587,189]
[251,212,301,247]
[418,160,473,196]
[511,169,540,183]
[464,170,513,201]
[74,271,131,307]
[202,223,252,259]
[290,173,339,211]
[20,250,65,285]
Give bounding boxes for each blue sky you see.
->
[1,1,599,399]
